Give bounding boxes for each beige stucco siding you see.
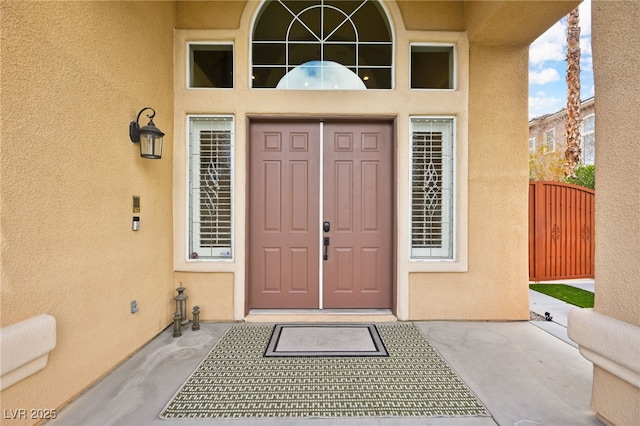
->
[173,1,477,320]
[172,0,543,321]
[409,44,530,320]
[592,0,640,329]
[587,2,640,424]
[1,1,175,420]
[177,0,245,29]
[173,272,234,320]
[396,1,464,31]
[2,0,604,421]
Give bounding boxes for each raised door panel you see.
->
[322,122,393,309]
[249,122,320,308]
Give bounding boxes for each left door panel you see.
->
[249,121,320,308]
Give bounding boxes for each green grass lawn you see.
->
[529,284,594,308]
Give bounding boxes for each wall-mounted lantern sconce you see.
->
[129,107,164,159]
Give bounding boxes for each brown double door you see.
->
[249,120,393,309]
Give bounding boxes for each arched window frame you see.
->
[250,0,394,90]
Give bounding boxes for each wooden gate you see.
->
[529,181,595,281]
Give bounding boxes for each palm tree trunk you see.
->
[564,7,581,178]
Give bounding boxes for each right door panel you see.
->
[322,121,393,308]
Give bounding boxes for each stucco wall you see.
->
[171,0,562,321]
[589,1,640,424]
[173,273,234,321]
[397,1,464,31]
[1,1,175,421]
[409,44,531,320]
[173,1,473,320]
[591,0,640,329]
[401,2,575,320]
[177,0,245,29]
[0,0,587,419]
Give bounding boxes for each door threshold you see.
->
[245,309,396,323]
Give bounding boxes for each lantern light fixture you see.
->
[129,107,164,159]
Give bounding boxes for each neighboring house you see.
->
[1,2,638,425]
[529,97,596,165]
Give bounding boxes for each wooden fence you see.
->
[529,181,595,282]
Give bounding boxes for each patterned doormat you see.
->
[160,322,489,419]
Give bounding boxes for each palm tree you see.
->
[564,7,581,178]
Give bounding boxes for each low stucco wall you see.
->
[592,367,640,425]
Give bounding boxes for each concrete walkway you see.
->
[529,279,595,347]
[48,281,601,426]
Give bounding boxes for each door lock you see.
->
[323,221,331,232]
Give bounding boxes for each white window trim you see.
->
[405,115,467,273]
[408,116,458,261]
[184,115,235,264]
[581,114,595,164]
[409,43,457,91]
[186,41,235,90]
[542,129,556,153]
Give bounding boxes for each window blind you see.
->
[189,117,233,259]
[410,118,454,259]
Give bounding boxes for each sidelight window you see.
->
[410,118,455,259]
[188,116,234,259]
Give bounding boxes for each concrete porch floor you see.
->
[46,317,602,426]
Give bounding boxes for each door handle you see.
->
[323,237,330,260]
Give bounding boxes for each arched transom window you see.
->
[252,0,393,89]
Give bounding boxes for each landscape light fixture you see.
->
[129,107,164,159]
